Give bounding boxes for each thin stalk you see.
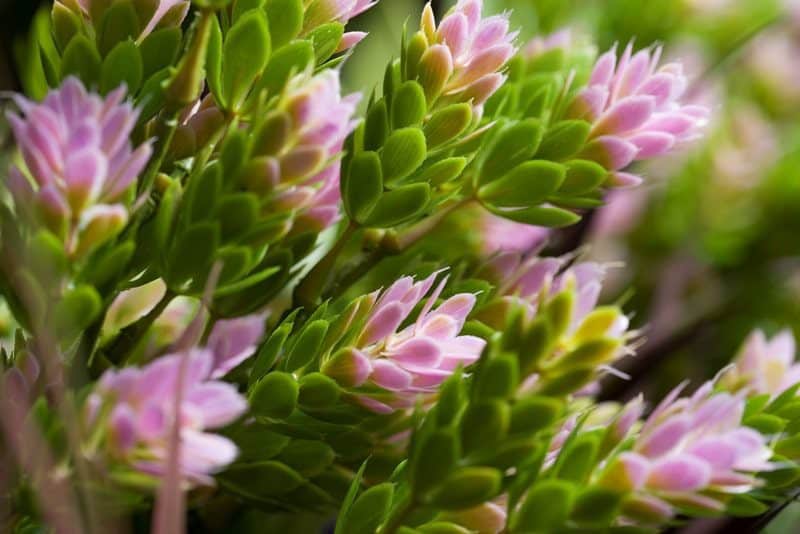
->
[102,289,177,365]
[380,496,417,534]
[294,222,357,307]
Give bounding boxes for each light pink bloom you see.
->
[323,273,485,413]
[248,70,360,234]
[6,78,151,256]
[420,0,517,107]
[569,43,709,186]
[725,329,800,397]
[302,0,378,51]
[523,29,572,59]
[479,212,550,255]
[69,0,189,41]
[88,317,263,486]
[602,381,775,522]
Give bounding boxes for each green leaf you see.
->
[382,127,427,184]
[80,241,135,288]
[216,246,253,284]
[474,354,518,399]
[53,285,102,341]
[220,129,249,179]
[228,423,291,461]
[412,157,467,187]
[431,467,502,510]
[479,161,565,208]
[255,40,315,97]
[424,104,472,148]
[206,15,224,106]
[559,160,608,196]
[743,413,786,434]
[249,319,294,383]
[250,371,298,419]
[298,373,341,408]
[308,22,344,63]
[437,370,467,427]
[101,40,143,95]
[60,35,102,85]
[363,184,431,228]
[29,230,68,281]
[512,480,575,532]
[775,435,800,458]
[570,487,623,527]
[392,81,427,128]
[479,119,544,186]
[537,120,591,161]
[222,9,271,110]
[538,367,595,396]
[551,338,621,371]
[220,461,304,498]
[265,0,304,47]
[214,193,259,241]
[460,401,509,454]
[185,164,221,223]
[554,433,600,483]
[52,3,83,52]
[284,320,329,371]
[277,439,335,477]
[165,222,220,289]
[487,204,580,228]
[509,396,563,436]
[139,28,182,81]
[726,494,769,517]
[412,429,460,495]
[365,99,390,151]
[342,151,383,223]
[98,0,140,56]
[340,483,394,534]
[232,0,265,22]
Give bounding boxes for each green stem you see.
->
[102,289,177,365]
[294,222,357,307]
[381,496,417,534]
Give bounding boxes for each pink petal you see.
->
[592,95,655,137]
[647,455,711,492]
[370,359,414,391]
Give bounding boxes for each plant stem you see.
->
[294,222,357,308]
[381,496,417,534]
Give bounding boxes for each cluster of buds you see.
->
[601,382,775,523]
[323,273,486,413]
[568,43,710,186]
[413,0,518,110]
[86,316,263,485]
[6,78,151,257]
[243,70,361,234]
[302,0,377,52]
[56,0,189,42]
[722,329,800,398]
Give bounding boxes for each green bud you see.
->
[423,103,472,148]
[392,81,428,128]
[250,371,299,419]
[362,183,431,228]
[382,127,427,184]
[460,401,509,454]
[473,354,519,399]
[284,319,329,371]
[536,120,591,161]
[478,161,565,208]
[479,119,544,186]
[418,45,453,102]
[430,467,502,510]
[512,480,576,532]
[298,373,341,408]
[509,396,563,436]
[412,429,460,495]
[559,160,608,196]
[342,151,384,223]
[404,32,428,80]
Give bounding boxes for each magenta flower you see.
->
[302,0,378,51]
[6,78,152,256]
[419,0,517,107]
[723,329,800,398]
[246,70,360,234]
[601,381,774,522]
[65,0,189,41]
[569,43,709,186]
[323,273,486,413]
[87,317,263,486]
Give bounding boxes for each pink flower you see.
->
[302,0,378,51]
[67,0,189,41]
[478,212,550,255]
[523,29,572,59]
[323,273,485,413]
[246,70,360,234]
[6,78,152,256]
[569,43,709,186]
[419,0,518,107]
[724,329,800,397]
[88,317,263,486]
[602,381,775,522]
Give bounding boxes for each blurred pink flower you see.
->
[523,29,572,59]
[323,272,485,413]
[602,382,774,522]
[569,43,709,186]
[6,78,151,256]
[419,0,518,108]
[724,329,800,398]
[88,318,263,485]
[478,212,550,255]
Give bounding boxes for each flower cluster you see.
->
[245,70,360,234]
[323,273,485,413]
[601,382,774,522]
[87,317,263,485]
[723,329,800,397]
[60,0,189,41]
[569,43,710,186]
[6,78,151,257]
[417,0,517,109]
